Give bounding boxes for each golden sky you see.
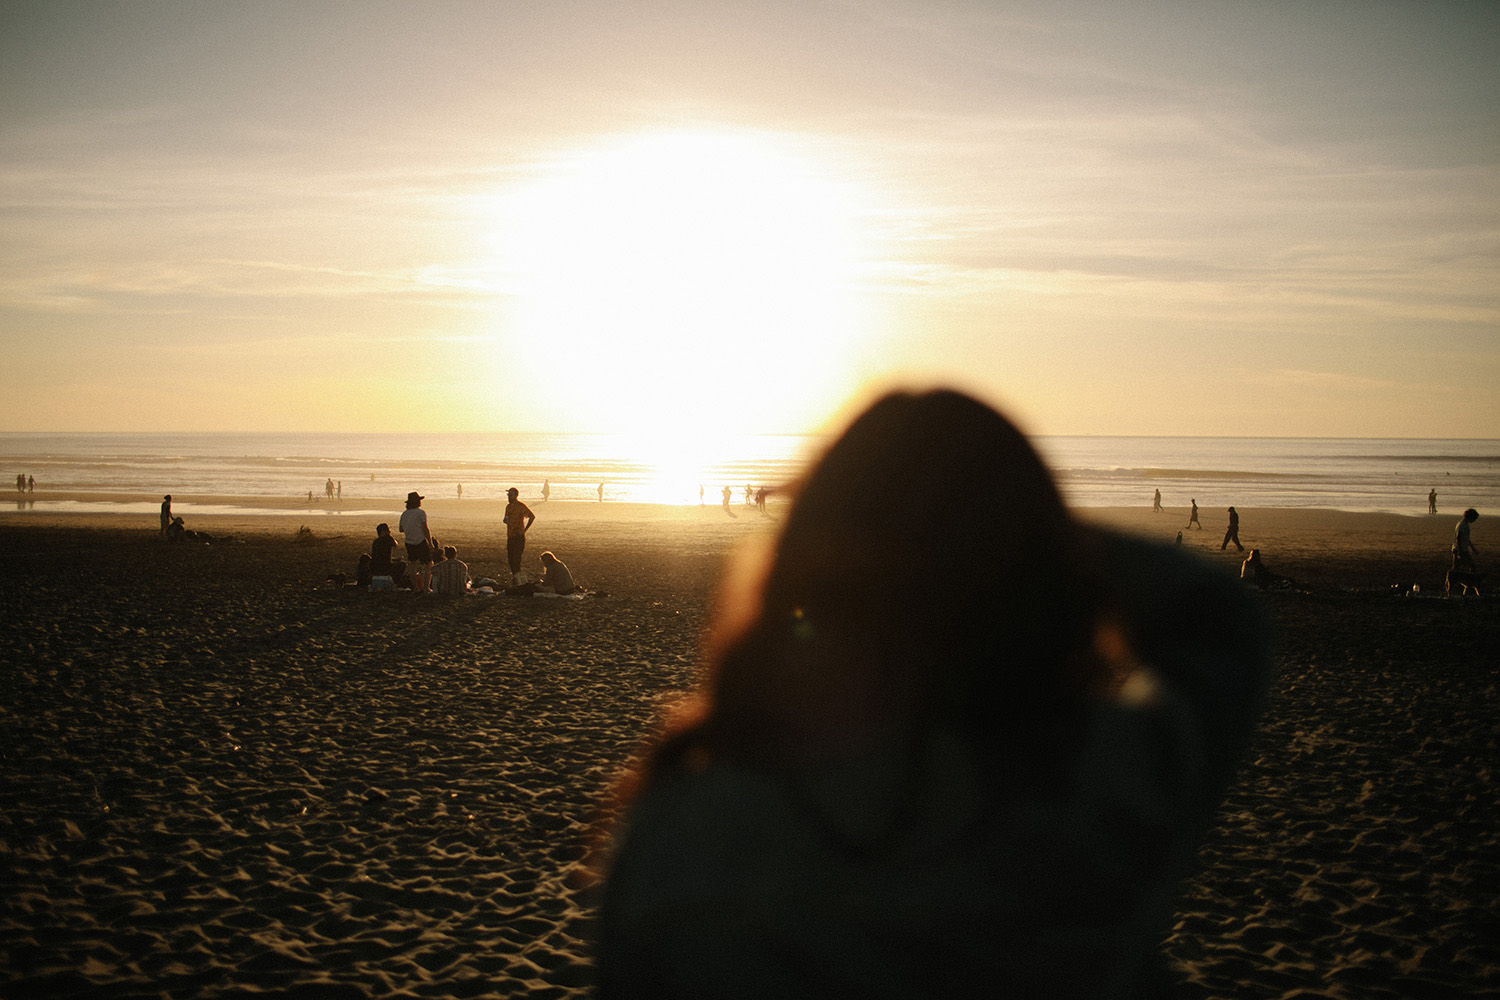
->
[2,0,1497,437]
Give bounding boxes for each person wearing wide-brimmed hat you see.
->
[398,491,435,593]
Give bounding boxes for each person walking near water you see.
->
[1429,489,1438,515]
[504,487,536,583]
[160,495,172,540]
[1453,508,1480,571]
[1221,506,1244,551]
[1153,488,1162,512]
[399,491,435,594]
[1186,498,1201,530]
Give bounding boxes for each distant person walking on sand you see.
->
[598,482,605,502]
[1429,489,1438,515]
[399,492,435,594]
[326,478,335,501]
[457,483,463,500]
[160,495,172,540]
[722,485,731,509]
[1186,499,1201,529]
[504,487,536,583]
[1453,508,1480,571]
[1221,506,1244,552]
[538,550,576,595]
[14,474,21,493]
[27,475,34,493]
[542,479,551,502]
[1153,488,1162,512]
[337,480,342,500]
[431,546,470,596]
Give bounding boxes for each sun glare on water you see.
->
[487,129,875,438]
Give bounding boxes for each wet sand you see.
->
[1,499,1496,997]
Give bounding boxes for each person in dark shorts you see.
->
[398,492,435,594]
[503,487,535,585]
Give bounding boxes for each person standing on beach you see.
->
[504,487,535,583]
[598,482,605,502]
[160,495,172,540]
[1221,506,1244,552]
[596,390,1273,998]
[1153,488,1162,512]
[543,479,551,502]
[399,492,435,594]
[1453,508,1480,571]
[27,475,34,493]
[1429,489,1438,515]
[1186,498,1201,529]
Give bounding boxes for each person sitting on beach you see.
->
[370,522,402,581]
[596,389,1273,999]
[356,553,373,589]
[399,491,435,593]
[166,516,187,543]
[430,545,470,596]
[537,550,576,595]
[1240,549,1295,591]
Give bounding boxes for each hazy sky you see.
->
[3,0,1496,437]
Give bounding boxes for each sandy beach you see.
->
[2,497,1496,997]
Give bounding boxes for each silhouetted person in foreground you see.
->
[596,389,1272,999]
[1221,506,1243,551]
[1186,498,1201,529]
[160,495,172,540]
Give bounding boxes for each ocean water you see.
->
[1,432,1496,517]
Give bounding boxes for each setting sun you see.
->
[485,129,877,435]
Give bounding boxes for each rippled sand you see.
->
[2,501,1496,997]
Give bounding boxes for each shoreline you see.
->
[0,498,1473,591]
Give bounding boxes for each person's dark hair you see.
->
[443,545,457,559]
[1464,508,1479,521]
[637,389,1113,801]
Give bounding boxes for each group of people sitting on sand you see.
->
[349,488,576,597]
